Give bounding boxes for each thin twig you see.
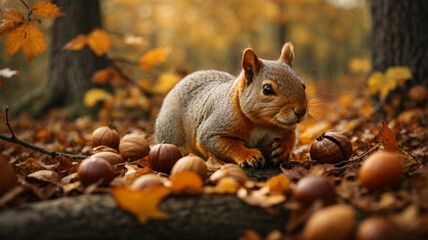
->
[19,0,30,9]
[334,141,382,167]
[1,107,87,160]
[5,106,16,139]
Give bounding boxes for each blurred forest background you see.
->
[0,0,370,109]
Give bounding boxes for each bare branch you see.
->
[5,106,16,139]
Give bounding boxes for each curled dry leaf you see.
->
[169,171,203,194]
[112,186,171,224]
[238,187,286,208]
[27,170,61,185]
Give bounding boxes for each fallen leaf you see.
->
[267,174,291,195]
[0,68,20,78]
[62,34,87,51]
[368,66,412,100]
[0,9,25,36]
[239,229,263,240]
[112,186,171,224]
[0,156,18,195]
[87,28,110,56]
[139,47,171,71]
[32,1,65,18]
[381,121,405,154]
[169,171,203,194]
[27,170,60,185]
[215,177,239,194]
[84,88,113,108]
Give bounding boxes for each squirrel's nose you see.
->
[293,106,307,120]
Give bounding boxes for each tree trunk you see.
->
[14,0,109,118]
[0,167,284,240]
[370,0,428,87]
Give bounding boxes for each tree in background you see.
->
[14,0,108,117]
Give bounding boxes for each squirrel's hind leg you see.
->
[154,95,186,147]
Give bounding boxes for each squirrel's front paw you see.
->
[271,138,292,166]
[237,149,266,169]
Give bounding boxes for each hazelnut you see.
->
[92,145,119,154]
[310,132,353,163]
[356,217,400,240]
[209,164,247,185]
[91,152,124,166]
[130,174,168,190]
[171,154,207,180]
[293,176,336,206]
[91,126,120,149]
[408,85,427,103]
[119,133,150,161]
[303,204,356,240]
[148,142,182,174]
[359,151,403,190]
[78,157,114,187]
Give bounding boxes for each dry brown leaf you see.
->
[87,28,111,56]
[169,171,203,194]
[267,174,291,195]
[112,186,171,224]
[0,156,18,195]
[62,34,87,51]
[32,1,65,18]
[0,9,25,36]
[139,47,171,71]
[27,170,61,185]
[381,121,405,155]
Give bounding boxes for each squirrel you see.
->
[155,42,307,168]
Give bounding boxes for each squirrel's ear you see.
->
[242,48,261,83]
[279,42,294,67]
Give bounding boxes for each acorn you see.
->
[303,204,356,240]
[209,164,247,185]
[78,157,114,187]
[91,126,120,149]
[356,217,400,240]
[119,133,150,161]
[293,176,336,206]
[148,142,182,174]
[359,151,403,190]
[91,152,124,166]
[92,145,119,154]
[130,174,168,190]
[171,154,208,180]
[310,132,353,163]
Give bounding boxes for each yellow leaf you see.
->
[169,171,203,194]
[139,47,171,71]
[368,67,412,100]
[22,24,47,62]
[0,9,25,36]
[267,174,290,195]
[32,1,65,18]
[84,88,113,108]
[62,34,88,51]
[112,186,171,224]
[152,72,181,94]
[87,28,110,56]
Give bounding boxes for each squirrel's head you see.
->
[238,42,307,129]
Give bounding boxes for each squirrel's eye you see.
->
[263,84,275,96]
[302,83,306,90]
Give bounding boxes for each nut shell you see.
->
[78,157,114,187]
[209,164,247,185]
[293,176,336,205]
[130,174,168,190]
[91,152,124,166]
[303,204,356,240]
[148,143,182,174]
[119,134,150,161]
[171,154,207,180]
[92,145,119,154]
[310,132,353,163]
[356,217,400,240]
[91,126,120,149]
[359,151,403,190]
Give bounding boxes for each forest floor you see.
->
[0,87,427,239]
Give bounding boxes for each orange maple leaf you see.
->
[32,1,65,18]
[62,34,87,51]
[381,121,406,155]
[139,47,171,71]
[6,23,47,62]
[87,28,110,56]
[112,186,171,224]
[0,9,25,36]
[169,171,203,194]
